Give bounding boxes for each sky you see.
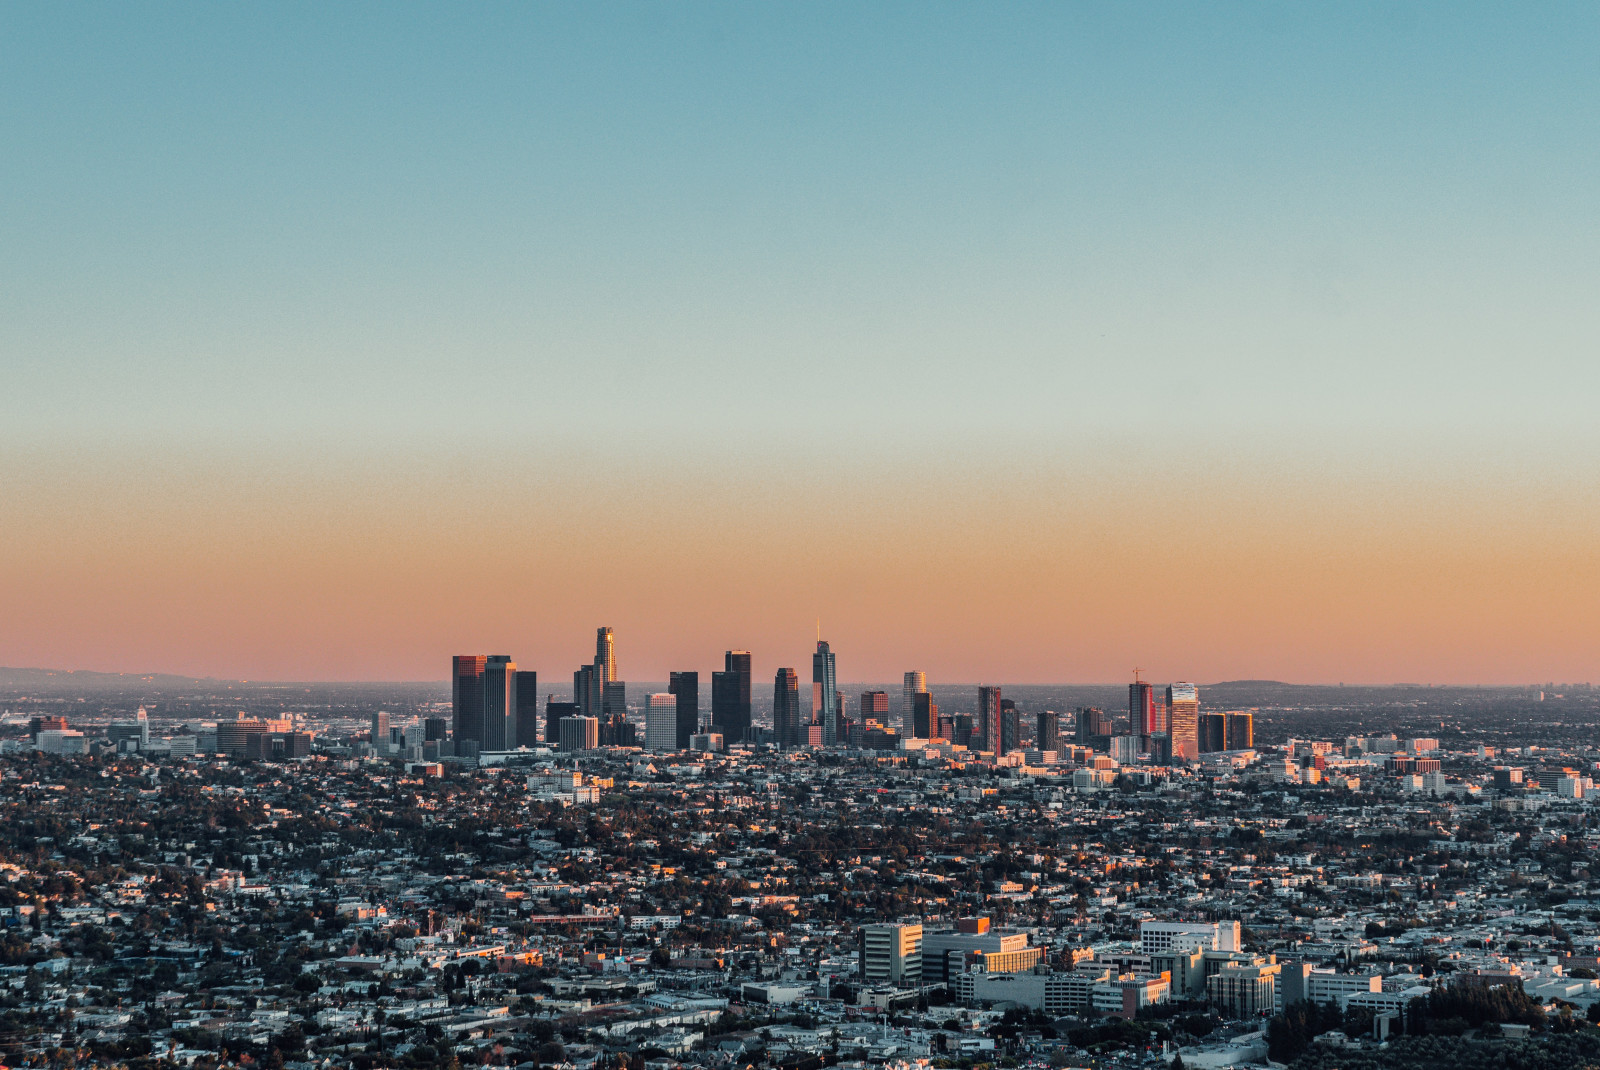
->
[3,4,1599,685]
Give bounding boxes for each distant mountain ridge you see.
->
[0,666,230,690]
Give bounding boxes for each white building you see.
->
[645,693,677,753]
[35,730,87,755]
[1139,920,1241,955]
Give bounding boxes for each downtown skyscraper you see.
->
[902,671,927,737]
[712,650,752,743]
[977,685,1002,753]
[774,667,802,747]
[452,654,518,754]
[812,640,838,746]
[1167,682,1200,761]
[668,670,699,750]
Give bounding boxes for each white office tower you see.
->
[902,671,927,736]
[645,693,677,753]
[1139,920,1241,954]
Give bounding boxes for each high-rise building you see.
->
[774,668,802,747]
[812,641,837,746]
[451,655,487,747]
[913,692,939,739]
[952,713,974,747]
[1000,698,1020,755]
[1129,678,1155,742]
[860,690,889,724]
[1201,711,1227,752]
[546,699,580,746]
[482,655,515,751]
[370,711,390,748]
[712,650,752,743]
[645,693,676,753]
[558,715,599,752]
[902,671,928,737]
[602,680,626,718]
[1037,710,1060,752]
[595,627,617,682]
[1166,683,1199,761]
[669,671,699,750]
[859,923,923,988]
[574,664,601,719]
[1226,711,1254,751]
[978,685,1003,753]
[514,670,539,749]
[423,717,449,742]
[1076,706,1112,744]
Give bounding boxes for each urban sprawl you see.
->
[4,631,1600,1070]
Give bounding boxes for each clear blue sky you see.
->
[5,3,1597,445]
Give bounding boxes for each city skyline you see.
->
[4,6,1600,684]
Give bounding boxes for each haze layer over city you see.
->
[3,5,1600,1070]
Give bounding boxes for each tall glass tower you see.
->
[813,640,838,746]
[902,671,927,737]
[595,627,617,682]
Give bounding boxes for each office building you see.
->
[1129,677,1155,742]
[1077,707,1112,745]
[599,711,634,747]
[217,716,293,757]
[689,731,723,752]
[1139,920,1241,954]
[952,713,974,747]
[978,685,1002,752]
[595,626,617,682]
[452,655,487,746]
[859,923,923,988]
[1037,710,1060,752]
[546,699,580,747]
[559,715,599,752]
[1202,712,1227,752]
[921,917,1045,984]
[1493,767,1525,791]
[423,717,449,742]
[1227,711,1254,751]
[482,655,515,751]
[245,732,313,761]
[574,664,600,719]
[1000,698,1020,754]
[902,671,928,736]
[861,690,889,725]
[603,679,626,717]
[370,711,390,750]
[774,668,802,747]
[645,693,677,753]
[1166,682,1199,762]
[669,671,699,750]
[1207,962,1280,1019]
[514,670,539,749]
[712,650,752,743]
[812,640,838,746]
[912,692,939,739]
[107,708,151,750]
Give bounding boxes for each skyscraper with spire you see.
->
[812,640,838,746]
